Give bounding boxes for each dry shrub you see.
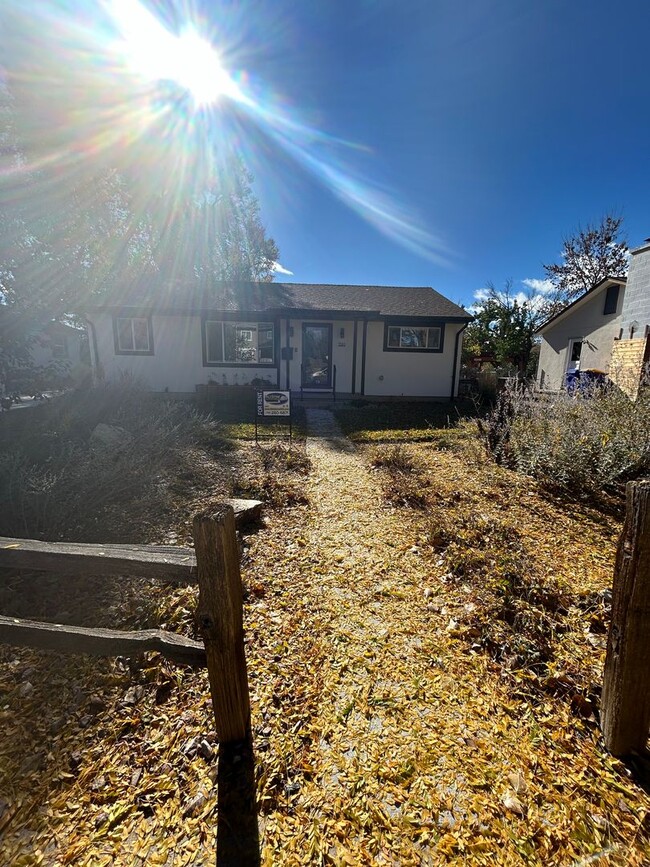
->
[370,445,429,508]
[258,442,311,475]
[231,442,311,508]
[431,508,569,677]
[0,381,228,541]
[370,444,419,473]
[232,475,309,509]
[478,380,650,494]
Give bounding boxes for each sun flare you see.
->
[108,0,234,105]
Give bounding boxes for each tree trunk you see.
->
[601,480,650,756]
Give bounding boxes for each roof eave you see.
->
[535,275,627,334]
[84,304,472,321]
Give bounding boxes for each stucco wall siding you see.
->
[537,287,623,391]
[88,313,281,392]
[88,312,463,398]
[363,321,463,397]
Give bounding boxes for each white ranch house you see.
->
[85,282,472,399]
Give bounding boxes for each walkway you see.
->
[258,408,509,863]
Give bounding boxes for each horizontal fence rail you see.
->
[0,502,258,863]
[0,537,197,581]
[0,615,206,666]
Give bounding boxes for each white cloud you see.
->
[272,261,294,276]
[472,287,491,305]
[469,283,549,314]
[521,278,555,295]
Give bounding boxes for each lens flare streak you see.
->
[4,0,450,266]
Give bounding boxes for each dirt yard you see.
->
[0,406,649,865]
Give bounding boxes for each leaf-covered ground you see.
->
[1,408,649,865]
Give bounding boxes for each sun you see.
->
[172,29,234,106]
[109,0,234,106]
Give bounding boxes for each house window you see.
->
[603,284,620,315]
[385,324,443,351]
[51,336,68,359]
[570,340,583,363]
[205,321,275,364]
[114,317,153,354]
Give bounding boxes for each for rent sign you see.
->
[257,390,291,417]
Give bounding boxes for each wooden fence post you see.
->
[601,480,650,757]
[192,504,251,744]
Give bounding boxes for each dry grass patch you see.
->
[2,409,650,864]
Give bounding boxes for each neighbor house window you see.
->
[114,316,153,354]
[205,321,275,364]
[603,284,620,315]
[384,324,443,351]
[51,336,68,359]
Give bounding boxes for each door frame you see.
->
[301,322,333,389]
[566,337,583,374]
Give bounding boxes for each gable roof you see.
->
[86,280,471,321]
[535,276,627,334]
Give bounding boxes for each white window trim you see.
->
[114,316,153,354]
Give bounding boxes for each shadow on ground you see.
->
[216,735,260,867]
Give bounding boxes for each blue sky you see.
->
[208,0,650,306]
[3,1,649,307]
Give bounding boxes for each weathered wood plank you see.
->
[226,498,263,527]
[0,537,196,581]
[602,480,650,756]
[0,615,206,665]
[193,504,251,744]
[0,500,261,581]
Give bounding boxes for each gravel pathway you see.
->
[258,410,637,864]
[295,409,503,863]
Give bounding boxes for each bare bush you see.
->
[370,444,419,473]
[0,382,228,540]
[479,379,650,493]
[258,442,311,475]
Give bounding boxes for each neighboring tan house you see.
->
[1,318,88,394]
[535,276,627,391]
[30,321,86,372]
[536,238,650,397]
[84,281,472,399]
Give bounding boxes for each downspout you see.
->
[450,323,468,400]
[84,316,101,383]
[360,320,368,396]
[285,318,291,391]
[351,319,358,394]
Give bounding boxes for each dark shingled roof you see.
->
[87,280,471,320]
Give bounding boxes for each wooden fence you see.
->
[602,480,650,757]
[1,501,260,864]
[0,501,256,743]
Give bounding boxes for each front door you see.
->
[567,339,583,374]
[302,324,332,388]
